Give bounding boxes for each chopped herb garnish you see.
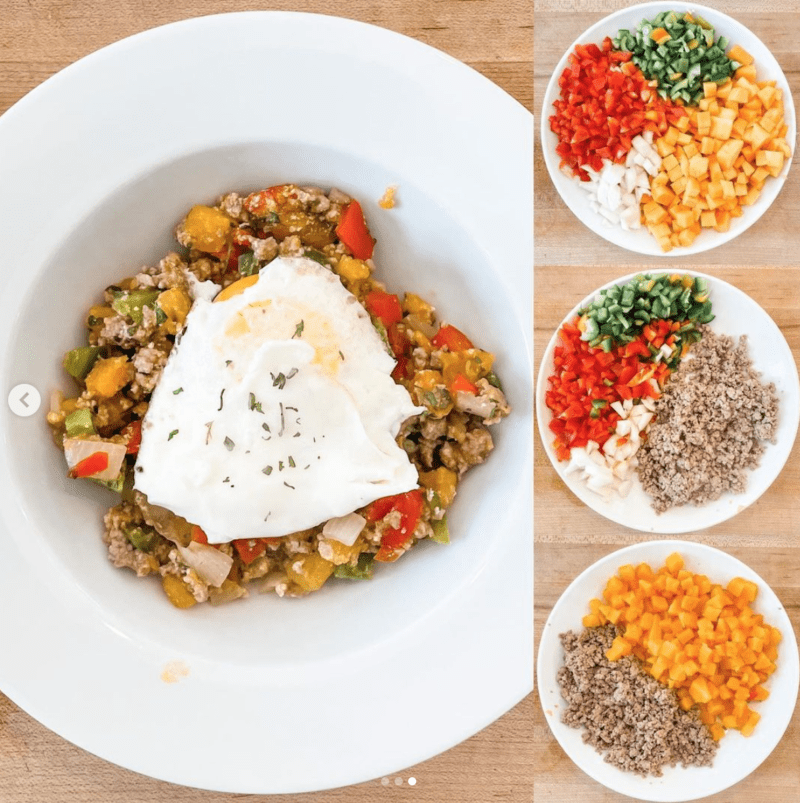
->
[225,360,233,367]
[218,389,225,410]
[249,392,264,413]
[271,372,286,389]
[339,350,345,360]
[262,465,273,475]
[168,429,178,441]
[288,456,296,468]
[283,481,295,490]
[293,432,301,438]
[265,211,280,225]
[278,461,284,472]
[224,436,235,451]
[173,387,184,395]
[87,315,100,327]
[205,421,213,444]
[286,367,298,380]
[279,403,285,436]
[293,320,304,339]
[223,477,230,483]
[155,306,168,326]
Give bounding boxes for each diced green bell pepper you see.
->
[123,524,159,551]
[63,346,101,380]
[64,408,96,437]
[431,516,450,544]
[111,289,160,325]
[334,552,375,580]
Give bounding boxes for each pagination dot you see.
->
[408,777,417,786]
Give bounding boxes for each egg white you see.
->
[134,256,423,543]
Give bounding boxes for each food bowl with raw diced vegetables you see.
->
[541,3,795,256]
[535,270,800,533]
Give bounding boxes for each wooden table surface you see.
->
[535,3,800,801]
[0,2,533,802]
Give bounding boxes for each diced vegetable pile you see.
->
[545,273,712,463]
[550,11,792,251]
[585,552,781,741]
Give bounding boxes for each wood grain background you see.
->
[534,2,800,802]
[0,2,533,802]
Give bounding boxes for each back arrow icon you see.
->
[20,393,29,408]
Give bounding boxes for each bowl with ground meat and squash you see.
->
[536,270,799,533]
[0,11,532,795]
[537,540,799,801]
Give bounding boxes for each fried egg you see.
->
[134,256,423,543]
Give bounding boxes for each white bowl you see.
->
[540,1,796,256]
[536,270,800,533]
[0,12,533,794]
[537,540,800,801]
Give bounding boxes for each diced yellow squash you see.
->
[287,553,335,592]
[728,44,754,67]
[182,205,234,253]
[85,356,132,398]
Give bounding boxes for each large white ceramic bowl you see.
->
[541,2,796,256]
[536,270,800,533]
[537,540,800,801]
[0,12,533,794]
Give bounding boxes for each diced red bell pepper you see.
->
[70,451,109,479]
[123,419,142,455]
[365,290,403,328]
[386,322,410,360]
[243,184,293,216]
[191,526,208,545]
[336,199,375,260]
[391,355,411,382]
[233,538,268,565]
[431,324,474,352]
[367,490,425,563]
[451,373,479,394]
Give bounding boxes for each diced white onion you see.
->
[176,542,233,588]
[63,438,127,481]
[322,512,366,546]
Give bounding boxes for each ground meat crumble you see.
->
[637,326,779,513]
[557,625,718,776]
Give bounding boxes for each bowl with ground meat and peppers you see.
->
[541,2,795,256]
[45,183,512,608]
[537,540,799,801]
[0,11,532,795]
[536,269,799,533]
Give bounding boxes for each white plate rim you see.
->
[0,11,534,793]
[535,269,800,533]
[536,539,800,802]
[540,1,796,257]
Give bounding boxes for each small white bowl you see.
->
[541,1,796,256]
[537,540,800,802]
[536,269,800,533]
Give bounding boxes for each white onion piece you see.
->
[405,314,437,339]
[63,438,127,481]
[176,542,233,588]
[322,512,366,546]
[50,389,64,415]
